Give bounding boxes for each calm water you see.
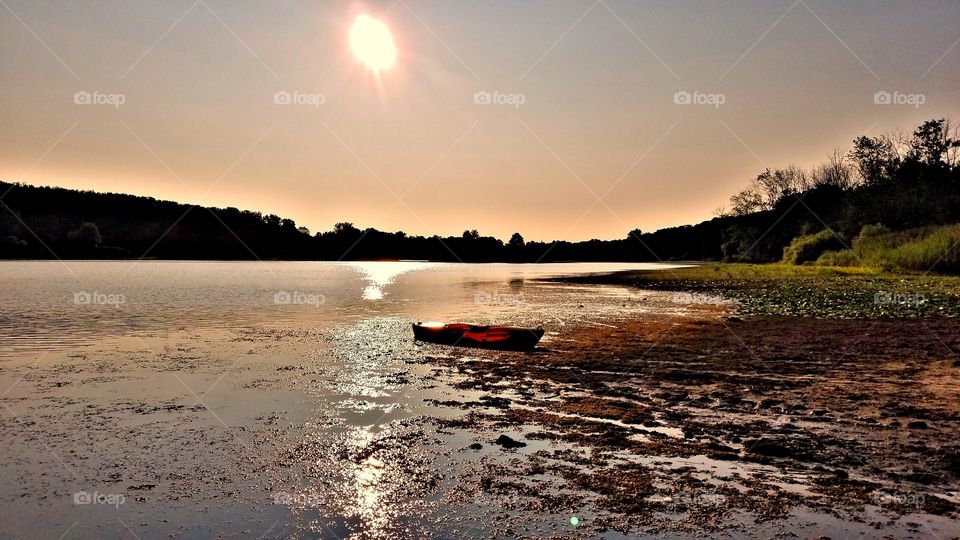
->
[0,261,684,358]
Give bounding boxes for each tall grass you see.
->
[782,230,845,264]
[814,223,960,273]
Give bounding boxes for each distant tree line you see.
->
[1,118,957,267]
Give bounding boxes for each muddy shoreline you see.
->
[410,271,960,536]
[426,315,960,528]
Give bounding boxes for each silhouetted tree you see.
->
[729,185,765,216]
[334,222,358,234]
[263,214,282,227]
[721,225,760,261]
[68,222,102,249]
[810,149,853,189]
[907,118,955,167]
[850,135,900,185]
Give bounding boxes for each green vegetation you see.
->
[805,223,960,273]
[882,225,960,272]
[781,230,844,265]
[564,264,960,318]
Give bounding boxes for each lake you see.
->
[0,261,685,358]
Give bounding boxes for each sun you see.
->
[350,15,397,74]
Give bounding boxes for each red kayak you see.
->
[412,322,544,350]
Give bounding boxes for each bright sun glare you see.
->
[350,15,397,74]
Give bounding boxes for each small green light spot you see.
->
[570,516,580,526]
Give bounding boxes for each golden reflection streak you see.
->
[348,261,433,300]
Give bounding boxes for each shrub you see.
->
[816,249,860,267]
[884,225,960,273]
[816,223,960,273]
[856,223,890,241]
[67,222,102,249]
[782,230,845,265]
[854,224,920,263]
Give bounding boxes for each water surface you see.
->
[0,261,684,358]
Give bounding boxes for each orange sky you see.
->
[2,0,958,241]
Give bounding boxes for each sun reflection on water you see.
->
[342,426,396,537]
[355,454,388,529]
[347,261,435,300]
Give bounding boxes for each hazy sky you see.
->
[2,0,958,241]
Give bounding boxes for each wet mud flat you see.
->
[417,310,960,537]
[0,327,336,538]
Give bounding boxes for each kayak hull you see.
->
[412,323,544,351]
